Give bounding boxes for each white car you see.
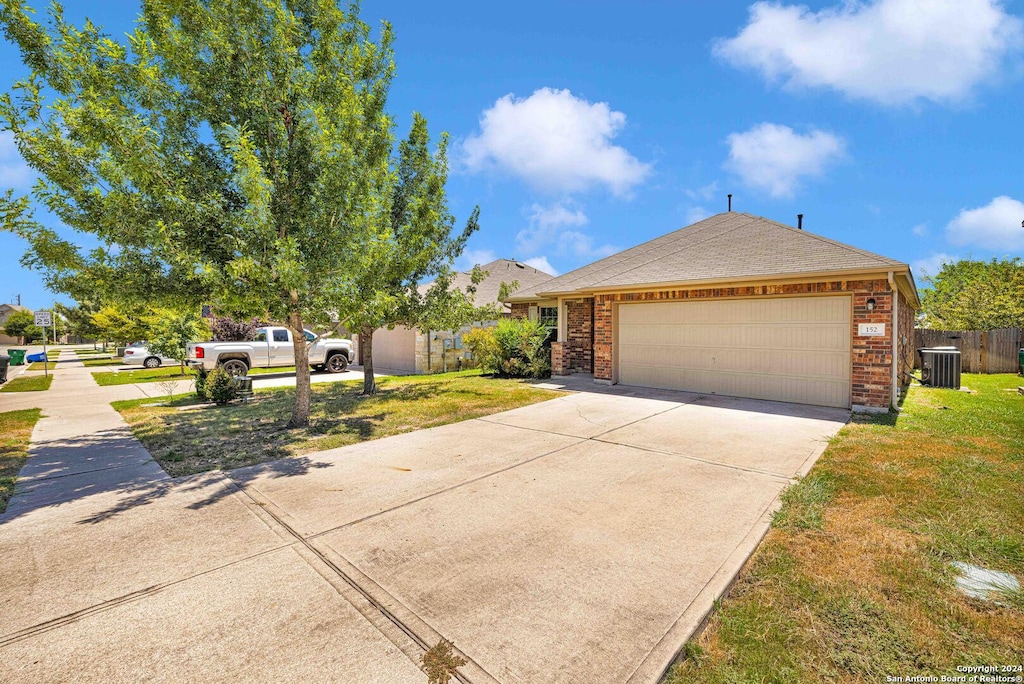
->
[122,343,178,369]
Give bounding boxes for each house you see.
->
[357,259,555,373]
[0,303,30,345]
[505,212,920,412]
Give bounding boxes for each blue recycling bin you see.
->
[26,351,49,363]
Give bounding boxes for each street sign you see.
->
[34,311,52,327]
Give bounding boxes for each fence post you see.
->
[980,330,988,374]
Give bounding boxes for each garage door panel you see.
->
[617,297,851,408]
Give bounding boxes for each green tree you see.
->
[54,301,102,343]
[91,304,152,346]
[0,0,394,427]
[148,309,210,374]
[921,258,1024,330]
[337,113,485,395]
[2,309,41,343]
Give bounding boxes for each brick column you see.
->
[593,298,613,381]
[852,289,894,410]
[551,341,570,376]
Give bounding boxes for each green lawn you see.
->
[75,348,110,356]
[0,408,42,512]
[668,373,1024,683]
[248,365,297,375]
[81,357,123,367]
[0,375,53,392]
[113,370,557,477]
[92,366,192,386]
[27,361,58,371]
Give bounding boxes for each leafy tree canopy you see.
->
[2,308,41,343]
[0,0,396,426]
[336,112,485,394]
[920,258,1024,330]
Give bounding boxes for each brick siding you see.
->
[585,279,899,409]
[510,302,530,319]
[565,298,594,372]
[897,288,916,396]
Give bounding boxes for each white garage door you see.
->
[617,296,851,408]
[367,326,417,372]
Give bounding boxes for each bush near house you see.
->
[464,318,551,378]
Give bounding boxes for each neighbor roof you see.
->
[437,259,555,311]
[509,212,909,300]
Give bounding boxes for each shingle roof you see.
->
[427,259,555,311]
[509,212,907,300]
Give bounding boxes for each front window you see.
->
[303,330,317,342]
[539,307,558,341]
[272,329,289,343]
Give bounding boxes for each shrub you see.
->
[462,326,500,373]
[469,318,552,379]
[210,316,262,341]
[193,367,210,401]
[198,367,238,405]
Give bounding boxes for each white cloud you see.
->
[515,202,618,260]
[462,88,651,197]
[685,181,720,203]
[912,253,959,281]
[715,0,1023,106]
[912,223,928,237]
[725,123,845,198]
[685,206,713,224]
[522,256,559,276]
[456,248,497,272]
[946,195,1024,250]
[0,132,33,188]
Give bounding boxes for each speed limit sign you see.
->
[34,311,52,327]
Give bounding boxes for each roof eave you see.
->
[505,265,913,301]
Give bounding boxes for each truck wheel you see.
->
[325,353,349,373]
[220,359,249,377]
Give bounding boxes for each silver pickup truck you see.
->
[186,326,353,376]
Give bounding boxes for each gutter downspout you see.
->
[888,271,898,410]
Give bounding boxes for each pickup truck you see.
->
[186,326,354,376]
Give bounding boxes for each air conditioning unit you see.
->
[918,347,961,389]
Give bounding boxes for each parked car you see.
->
[123,342,178,369]
[186,326,353,376]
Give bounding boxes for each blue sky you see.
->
[2,0,1023,309]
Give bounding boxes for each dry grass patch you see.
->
[668,374,1024,683]
[113,370,557,477]
[0,408,42,513]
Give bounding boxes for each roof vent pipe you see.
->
[797,214,803,230]
[727,194,732,212]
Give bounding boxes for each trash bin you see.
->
[1019,348,1024,376]
[231,376,254,403]
[26,351,48,364]
[8,349,26,366]
[0,354,9,383]
[116,346,127,358]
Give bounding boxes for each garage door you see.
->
[617,297,851,408]
[367,326,417,372]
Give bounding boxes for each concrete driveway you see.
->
[1,368,847,683]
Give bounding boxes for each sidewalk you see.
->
[0,347,422,682]
[3,349,169,516]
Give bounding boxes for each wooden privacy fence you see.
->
[914,328,1024,373]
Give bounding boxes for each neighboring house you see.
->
[0,303,30,345]
[356,259,555,373]
[505,212,920,412]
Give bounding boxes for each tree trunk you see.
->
[289,311,312,427]
[361,325,377,395]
